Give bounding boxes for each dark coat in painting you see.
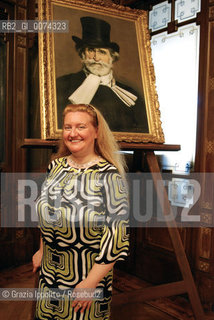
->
[56,71,149,133]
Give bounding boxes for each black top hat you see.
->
[72,16,120,53]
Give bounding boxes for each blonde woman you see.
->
[33,104,129,320]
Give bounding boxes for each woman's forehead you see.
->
[64,111,93,123]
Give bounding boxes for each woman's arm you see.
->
[32,236,43,273]
[72,262,115,313]
[84,262,116,288]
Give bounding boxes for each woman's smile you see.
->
[68,139,83,143]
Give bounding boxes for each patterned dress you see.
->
[35,157,129,320]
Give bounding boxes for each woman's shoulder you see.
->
[47,157,66,172]
[97,160,118,173]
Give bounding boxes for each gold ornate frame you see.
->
[38,0,164,143]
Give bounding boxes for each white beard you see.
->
[82,58,113,76]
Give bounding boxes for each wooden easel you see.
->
[114,143,206,320]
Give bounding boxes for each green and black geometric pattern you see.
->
[35,157,129,320]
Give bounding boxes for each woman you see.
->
[32,104,129,320]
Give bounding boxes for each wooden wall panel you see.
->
[0,0,31,270]
[193,0,214,309]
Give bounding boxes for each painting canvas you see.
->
[38,0,164,143]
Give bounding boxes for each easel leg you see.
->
[146,151,205,319]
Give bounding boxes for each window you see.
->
[149,0,201,174]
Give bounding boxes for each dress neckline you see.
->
[63,157,107,171]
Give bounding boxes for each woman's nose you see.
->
[69,128,77,136]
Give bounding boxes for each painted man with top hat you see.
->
[56,16,149,133]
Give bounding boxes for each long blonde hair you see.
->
[52,104,127,176]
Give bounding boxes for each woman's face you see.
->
[63,111,98,157]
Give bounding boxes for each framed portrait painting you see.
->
[38,0,164,143]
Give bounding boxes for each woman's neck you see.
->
[70,152,98,164]
[68,152,102,169]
